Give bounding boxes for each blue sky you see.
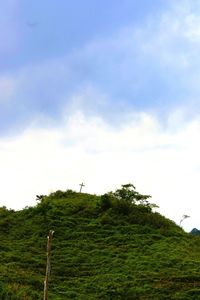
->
[1,0,200,231]
[0,0,175,133]
[3,0,167,68]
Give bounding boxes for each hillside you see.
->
[1,185,200,299]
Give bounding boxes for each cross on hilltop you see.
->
[79,182,85,193]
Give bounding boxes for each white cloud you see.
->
[0,111,200,232]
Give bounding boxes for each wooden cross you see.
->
[79,182,85,193]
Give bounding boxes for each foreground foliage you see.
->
[1,185,200,299]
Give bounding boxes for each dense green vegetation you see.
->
[190,228,200,236]
[1,184,200,299]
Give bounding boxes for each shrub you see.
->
[99,194,113,211]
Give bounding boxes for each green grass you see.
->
[1,188,200,299]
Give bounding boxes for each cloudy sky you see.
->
[1,0,200,231]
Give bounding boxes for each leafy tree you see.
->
[113,183,158,209]
[99,184,158,215]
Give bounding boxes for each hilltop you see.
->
[1,184,200,299]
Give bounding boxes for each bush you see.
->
[99,194,113,211]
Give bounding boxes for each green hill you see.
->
[1,184,200,299]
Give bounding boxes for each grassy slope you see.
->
[1,190,200,299]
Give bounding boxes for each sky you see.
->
[1,0,200,231]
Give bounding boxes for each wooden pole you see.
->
[44,230,54,300]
